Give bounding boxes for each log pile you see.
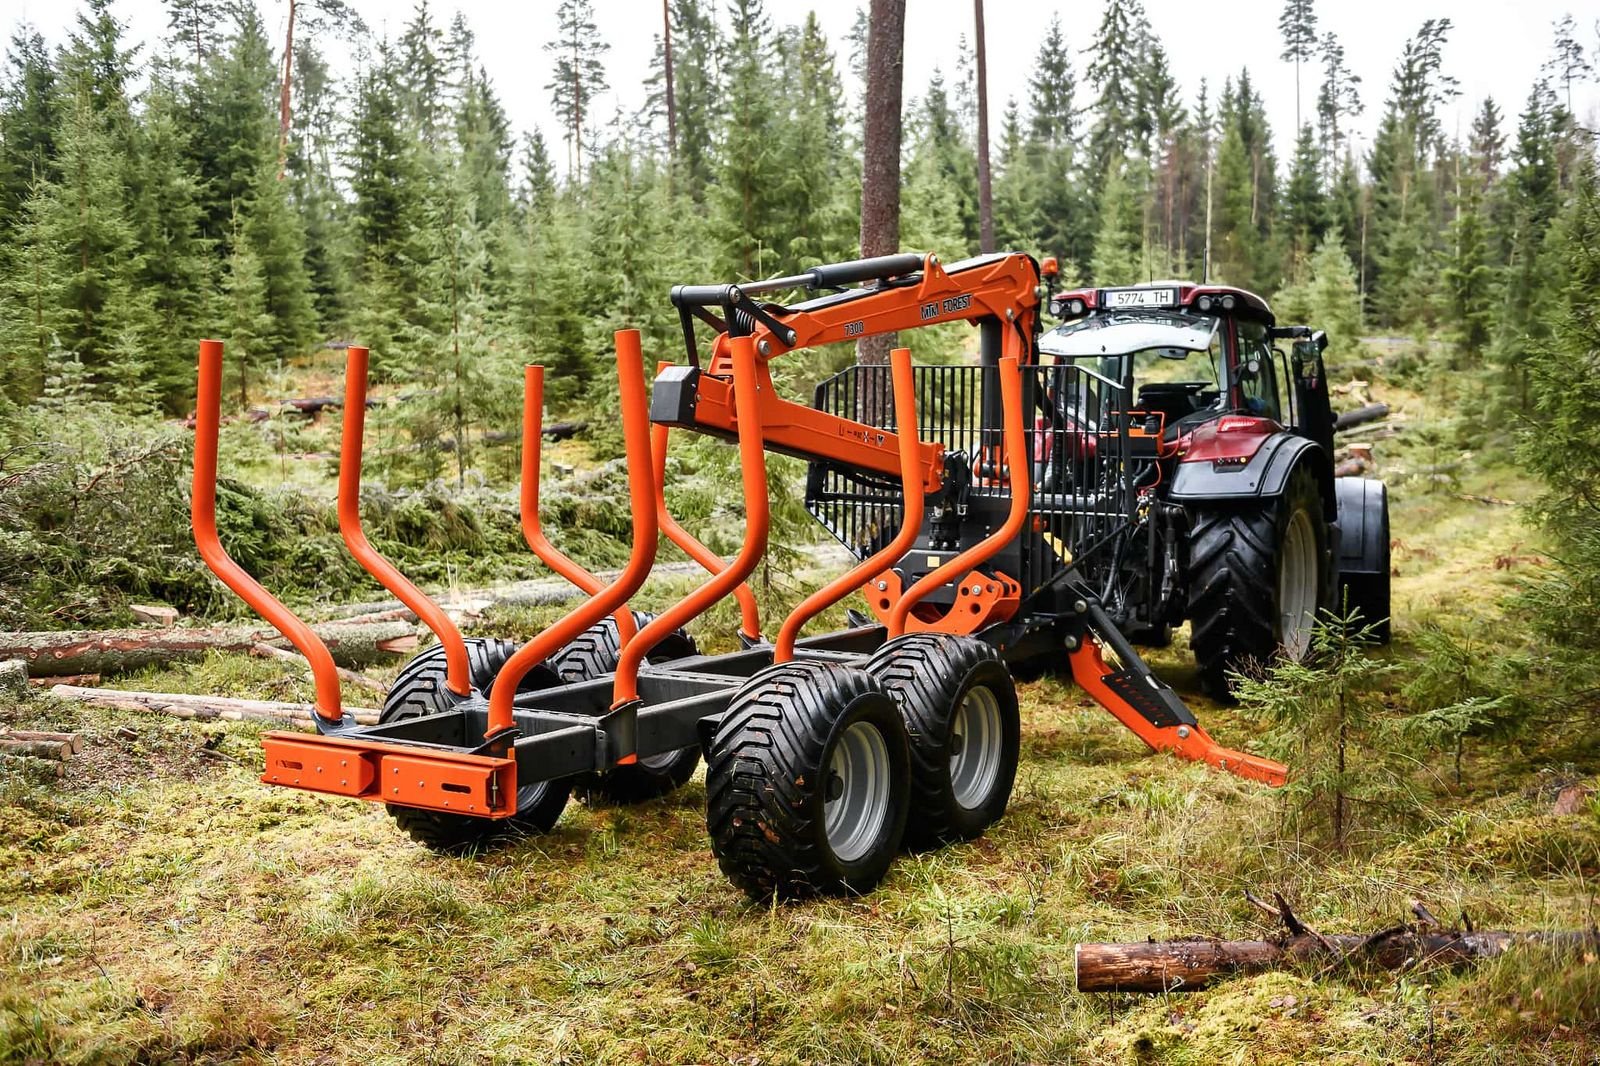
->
[0,729,82,779]
[1075,892,1600,992]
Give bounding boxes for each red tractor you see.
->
[1029,278,1391,694]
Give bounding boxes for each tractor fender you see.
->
[1168,431,1332,514]
[1333,477,1388,578]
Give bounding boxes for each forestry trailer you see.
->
[190,251,1390,900]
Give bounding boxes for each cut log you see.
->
[0,730,83,754]
[0,752,66,779]
[0,737,72,761]
[129,603,180,626]
[0,620,419,678]
[1075,929,1600,992]
[0,658,26,698]
[45,684,381,727]
[1334,403,1389,433]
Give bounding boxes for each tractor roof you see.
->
[1050,281,1274,324]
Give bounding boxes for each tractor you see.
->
[1028,277,1390,695]
[188,250,1384,901]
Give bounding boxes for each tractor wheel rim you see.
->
[1279,508,1318,660]
[824,720,892,864]
[950,684,1003,810]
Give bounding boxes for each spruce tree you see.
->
[1277,0,1318,133]
[0,28,61,239]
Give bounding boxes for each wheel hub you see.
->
[823,720,892,863]
[949,686,1003,810]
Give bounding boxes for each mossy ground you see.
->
[3,384,1597,1064]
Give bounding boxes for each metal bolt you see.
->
[1176,726,1191,739]
[876,580,888,591]
[970,584,983,596]
[758,339,771,356]
[1063,635,1080,651]
[1074,599,1088,614]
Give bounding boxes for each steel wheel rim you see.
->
[1279,508,1318,660]
[950,685,1003,810]
[824,720,892,863]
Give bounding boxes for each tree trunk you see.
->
[857,0,907,371]
[1076,930,1600,992]
[973,0,993,253]
[0,621,419,678]
[277,0,296,179]
[662,0,677,158]
[46,684,381,727]
[0,730,83,754]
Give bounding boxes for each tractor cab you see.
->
[1039,281,1335,456]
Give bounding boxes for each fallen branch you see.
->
[0,620,419,678]
[45,684,380,727]
[1457,492,1518,507]
[1076,895,1600,992]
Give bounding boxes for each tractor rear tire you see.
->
[866,634,1019,849]
[705,661,910,900]
[1187,464,1329,699]
[550,611,701,805]
[381,638,570,854]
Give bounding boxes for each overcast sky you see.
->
[9,0,1600,172]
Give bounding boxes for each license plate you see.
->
[1105,288,1177,309]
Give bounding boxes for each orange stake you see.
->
[523,365,637,647]
[612,336,768,708]
[651,360,760,643]
[890,355,1030,635]
[774,347,922,661]
[486,331,659,740]
[339,346,472,697]
[191,339,343,723]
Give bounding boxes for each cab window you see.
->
[1231,320,1282,422]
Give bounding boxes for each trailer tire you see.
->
[706,661,909,900]
[866,634,1019,848]
[381,638,570,854]
[550,611,701,805]
[382,637,559,723]
[1188,464,1328,699]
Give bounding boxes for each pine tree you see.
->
[544,0,609,181]
[1084,0,1152,182]
[715,0,785,277]
[1278,0,1318,133]
[1024,17,1084,270]
[1314,32,1361,175]
[222,206,271,407]
[1283,123,1327,258]
[1089,159,1144,285]
[1543,14,1594,114]
[778,13,853,269]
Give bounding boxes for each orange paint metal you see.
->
[1067,643,1290,787]
[339,346,474,697]
[774,346,924,661]
[612,335,768,707]
[485,330,660,740]
[192,340,344,723]
[259,731,518,817]
[523,365,637,647]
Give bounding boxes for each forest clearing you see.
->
[2,0,1599,1063]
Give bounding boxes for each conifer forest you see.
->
[0,0,1598,1061]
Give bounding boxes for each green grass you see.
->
[2,380,1598,1063]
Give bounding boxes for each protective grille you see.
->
[805,361,1145,597]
